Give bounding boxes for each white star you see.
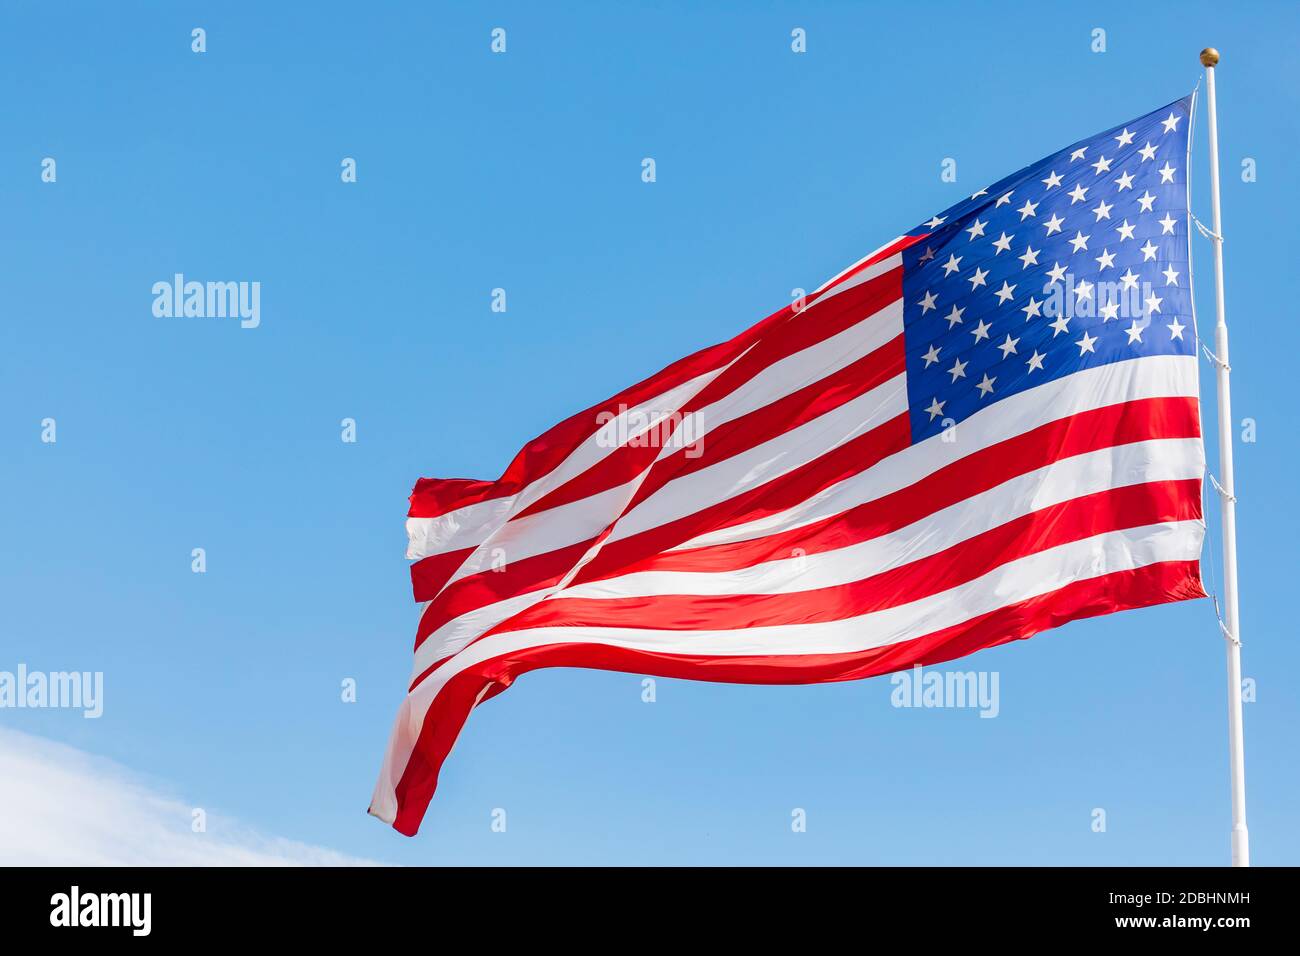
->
[967,218,988,240]
[1099,300,1121,322]
[1125,321,1145,344]
[1075,279,1094,301]
[1092,199,1113,221]
[1114,170,1135,191]
[1114,127,1136,147]
[968,266,989,289]
[1119,269,1139,291]
[970,187,989,199]
[1050,313,1071,337]
[1158,162,1177,184]
[948,357,968,382]
[992,232,1014,254]
[944,304,965,327]
[1095,247,1116,271]
[1019,245,1041,269]
[994,280,1017,304]
[1021,296,1043,320]
[1026,349,1046,372]
[1070,147,1087,162]
[1042,170,1063,189]
[1046,261,1068,284]
[996,191,1014,207]
[1162,264,1180,286]
[925,396,946,420]
[1145,291,1163,314]
[1115,219,1136,241]
[1158,213,1177,235]
[924,215,947,229]
[919,246,936,263]
[1138,142,1158,162]
[917,290,938,313]
[971,318,992,342]
[942,253,963,276]
[1068,183,1089,204]
[1091,155,1112,175]
[997,333,1020,358]
[1139,239,1159,261]
[1161,112,1181,133]
[1068,230,1090,253]
[1076,331,1098,355]
[1043,213,1065,236]
[1017,199,1039,220]
[922,343,941,367]
[975,373,996,397]
[1136,190,1157,212]
[1168,318,1186,340]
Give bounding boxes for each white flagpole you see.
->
[1199,46,1249,867]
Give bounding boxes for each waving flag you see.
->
[372,95,1205,835]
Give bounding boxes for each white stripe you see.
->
[406,498,514,562]
[811,244,906,304]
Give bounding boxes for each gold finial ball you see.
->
[1200,47,1220,67]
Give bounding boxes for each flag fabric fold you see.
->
[372,94,1205,835]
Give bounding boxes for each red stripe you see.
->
[409,546,476,607]
[415,539,591,646]
[406,478,497,520]
[384,558,1204,835]
[818,233,928,291]
[485,479,1202,635]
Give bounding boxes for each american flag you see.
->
[372,95,1205,835]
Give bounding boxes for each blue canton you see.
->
[902,95,1195,442]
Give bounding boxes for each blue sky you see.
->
[2,0,1296,866]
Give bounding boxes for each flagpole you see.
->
[1199,46,1249,867]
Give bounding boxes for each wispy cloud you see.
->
[0,728,380,866]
